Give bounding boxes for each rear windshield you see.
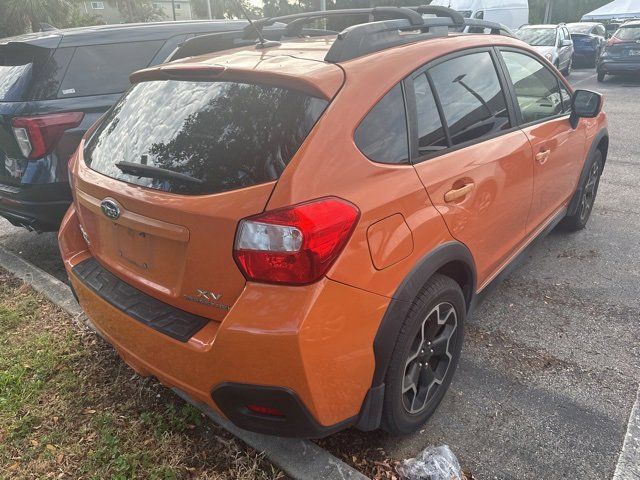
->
[517,28,557,46]
[0,44,72,102]
[84,80,328,195]
[0,46,39,102]
[567,24,593,34]
[615,26,640,41]
[0,63,32,102]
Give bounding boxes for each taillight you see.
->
[68,152,77,200]
[11,112,84,159]
[606,37,621,47]
[233,197,360,285]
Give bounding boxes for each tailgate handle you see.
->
[76,189,189,242]
[444,183,474,203]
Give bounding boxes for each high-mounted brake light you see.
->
[11,112,84,160]
[233,197,360,285]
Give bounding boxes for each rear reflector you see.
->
[246,405,285,417]
[233,197,360,285]
[12,112,84,159]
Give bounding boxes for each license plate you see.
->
[629,49,640,56]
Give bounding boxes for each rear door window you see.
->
[412,73,447,155]
[354,84,409,164]
[84,80,328,195]
[428,52,511,146]
[59,41,163,97]
[501,50,563,123]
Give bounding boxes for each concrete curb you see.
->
[613,384,640,480]
[0,245,370,480]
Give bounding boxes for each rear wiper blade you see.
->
[115,161,203,185]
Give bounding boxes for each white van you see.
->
[428,0,529,31]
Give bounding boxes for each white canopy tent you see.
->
[582,0,640,21]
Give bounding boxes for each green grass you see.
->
[0,273,284,480]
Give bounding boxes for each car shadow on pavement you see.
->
[602,73,640,86]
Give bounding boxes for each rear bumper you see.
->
[598,60,640,74]
[59,205,390,437]
[0,181,71,231]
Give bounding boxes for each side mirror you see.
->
[561,39,573,47]
[570,89,603,128]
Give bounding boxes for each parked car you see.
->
[597,19,640,81]
[59,6,608,437]
[0,20,252,232]
[426,0,529,30]
[516,24,574,75]
[566,22,606,66]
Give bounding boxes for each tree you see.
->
[106,0,165,22]
[191,0,261,19]
[3,0,81,33]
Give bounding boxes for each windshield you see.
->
[84,79,328,196]
[614,25,640,41]
[567,24,594,34]
[517,28,557,46]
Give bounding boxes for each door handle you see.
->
[444,183,475,203]
[536,149,551,165]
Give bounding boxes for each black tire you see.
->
[597,71,606,82]
[381,274,465,435]
[561,149,604,231]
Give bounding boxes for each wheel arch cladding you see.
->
[355,241,476,431]
[567,127,608,217]
[371,241,476,388]
[596,133,609,162]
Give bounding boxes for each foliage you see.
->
[0,0,80,35]
[191,0,262,19]
[59,9,106,28]
[106,0,166,22]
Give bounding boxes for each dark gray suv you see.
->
[0,20,247,231]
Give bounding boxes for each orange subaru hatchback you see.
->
[59,7,608,437]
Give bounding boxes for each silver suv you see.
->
[516,24,575,76]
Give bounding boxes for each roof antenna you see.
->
[235,0,281,49]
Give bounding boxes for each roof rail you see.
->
[168,6,513,64]
[325,14,510,62]
[245,7,425,35]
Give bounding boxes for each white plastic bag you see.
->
[398,445,462,480]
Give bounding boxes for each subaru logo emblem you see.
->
[100,199,121,220]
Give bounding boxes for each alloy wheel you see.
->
[579,160,601,222]
[401,302,458,414]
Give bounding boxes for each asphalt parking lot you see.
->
[0,68,638,480]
